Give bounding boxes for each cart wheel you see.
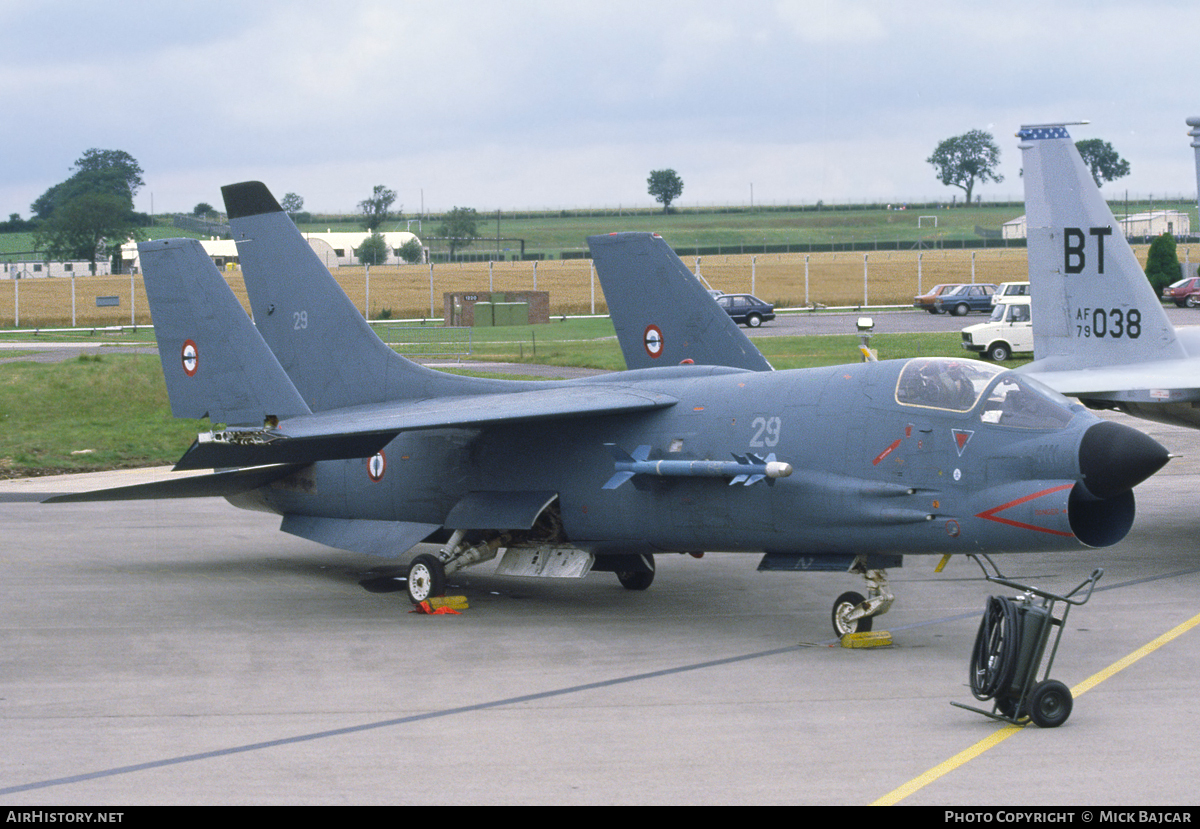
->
[1029,679,1073,728]
[831,591,873,637]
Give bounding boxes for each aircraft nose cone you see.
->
[1079,420,1170,499]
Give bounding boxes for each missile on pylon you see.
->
[602,444,793,490]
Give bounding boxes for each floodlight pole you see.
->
[1187,116,1200,235]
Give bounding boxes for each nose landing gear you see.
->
[830,557,894,638]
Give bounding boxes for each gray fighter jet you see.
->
[1017,121,1200,429]
[49,182,1169,636]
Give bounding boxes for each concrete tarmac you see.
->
[3,323,1200,805]
[1,412,1198,805]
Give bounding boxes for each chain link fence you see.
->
[0,245,1171,329]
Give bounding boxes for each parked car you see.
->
[992,281,1030,305]
[1162,276,1200,307]
[716,293,775,327]
[933,283,999,316]
[961,297,1032,362]
[913,283,963,314]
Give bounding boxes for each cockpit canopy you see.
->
[895,358,1074,429]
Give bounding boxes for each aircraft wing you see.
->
[174,384,679,470]
[1023,360,1200,403]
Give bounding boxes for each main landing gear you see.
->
[830,557,895,638]
[615,554,655,590]
[405,554,446,603]
[403,504,573,604]
[404,529,506,605]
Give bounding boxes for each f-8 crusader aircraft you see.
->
[49,183,1169,636]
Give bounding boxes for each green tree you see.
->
[926,130,1004,206]
[1075,139,1131,188]
[356,232,390,265]
[398,237,424,264]
[192,202,214,217]
[281,192,304,215]
[1144,232,1182,295]
[71,149,144,198]
[32,148,144,220]
[647,169,684,213]
[359,185,398,231]
[33,191,142,269]
[439,207,479,258]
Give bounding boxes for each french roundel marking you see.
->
[368,451,386,482]
[181,340,198,377]
[643,325,664,359]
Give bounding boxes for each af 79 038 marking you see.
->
[1074,307,1141,339]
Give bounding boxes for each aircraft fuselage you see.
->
[237,358,1148,560]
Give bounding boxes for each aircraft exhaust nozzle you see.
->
[1078,420,1170,500]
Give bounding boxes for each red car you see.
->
[913,283,963,314]
[1163,276,1200,307]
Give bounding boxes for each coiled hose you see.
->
[970,595,1022,701]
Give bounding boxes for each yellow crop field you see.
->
[0,245,1159,328]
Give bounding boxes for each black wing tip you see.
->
[221,181,284,219]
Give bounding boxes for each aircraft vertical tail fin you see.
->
[139,238,311,426]
[222,182,514,411]
[1018,123,1186,371]
[587,232,773,372]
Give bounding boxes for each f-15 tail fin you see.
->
[139,238,311,427]
[1018,123,1186,371]
[223,182,517,412]
[588,232,773,372]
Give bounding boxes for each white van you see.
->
[961,296,1032,362]
[992,281,1031,305]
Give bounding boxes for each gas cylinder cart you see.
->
[951,555,1103,728]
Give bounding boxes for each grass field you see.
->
[304,199,1198,259]
[7,197,1192,261]
[0,354,204,477]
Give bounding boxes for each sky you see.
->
[4,0,1200,218]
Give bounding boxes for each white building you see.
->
[1,259,112,279]
[1003,210,1191,240]
[120,230,424,271]
[299,231,423,268]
